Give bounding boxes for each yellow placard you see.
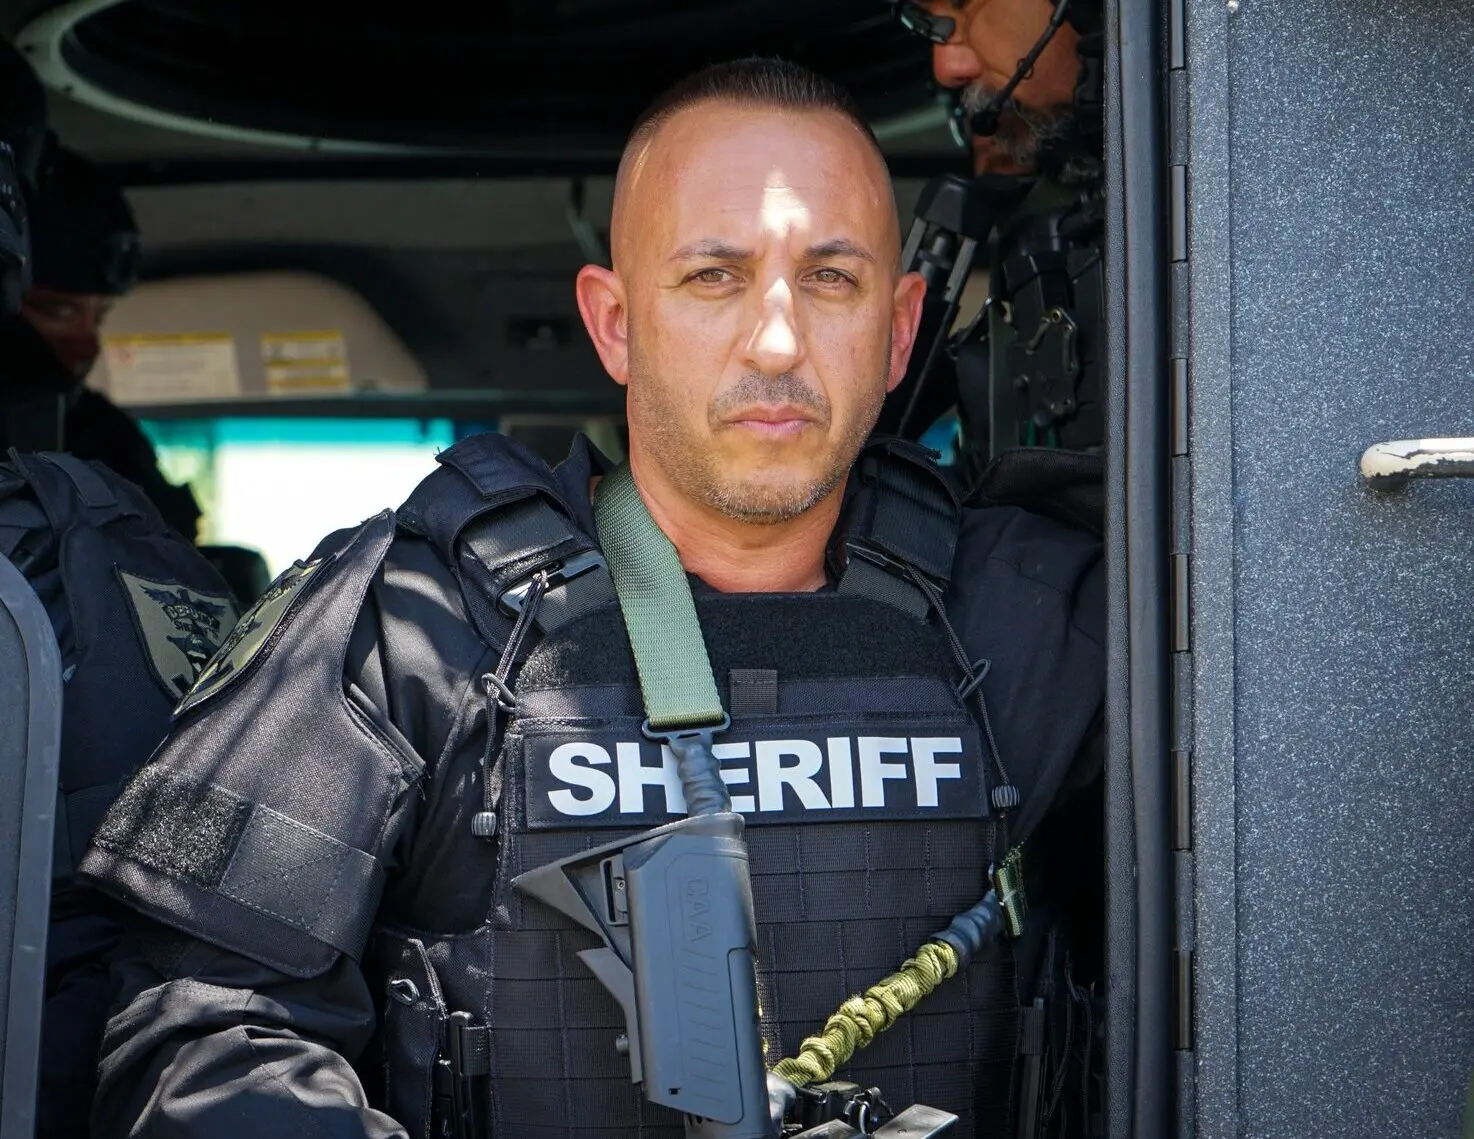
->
[261,330,352,395]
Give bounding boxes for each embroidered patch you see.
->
[116,570,239,700]
[174,556,325,716]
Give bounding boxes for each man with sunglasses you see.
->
[884,0,1105,479]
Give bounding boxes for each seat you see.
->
[0,551,62,1139]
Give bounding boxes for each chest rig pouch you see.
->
[0,452,237,881]
[369,434,1033,1139]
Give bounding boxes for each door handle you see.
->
[1360,438,1474,484]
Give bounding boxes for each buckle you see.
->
[845,540,914,580]
[641,714,733,816]
[990,848,1028,939]
[639,712,731,744]
[497,549,605,616]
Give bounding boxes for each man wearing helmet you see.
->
[0,37,240,1139]
[19,136,204,541]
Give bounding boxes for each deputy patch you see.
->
[116,570,239,700]
[174,556,326,717]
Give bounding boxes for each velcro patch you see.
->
[175,555,326,716]
[116,570,238,700]
[521,723,988,830]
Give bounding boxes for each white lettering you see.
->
[858,737,909,807]
[827,738,855,809]
[713,742,756,814]
[617,742,686,815]
[546,742,617,816]
[546,733,975,819]
[755,740,829,811]
[910,738,964,808]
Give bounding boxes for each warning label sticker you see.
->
[101,333,242,405]
[261,331,352,395]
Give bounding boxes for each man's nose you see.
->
[743,279,804,376]
[933,41,982,88]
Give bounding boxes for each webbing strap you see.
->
[837,442,960,619]
[458,496,616,637]
[592,463,724,731]
[36,452,118,509]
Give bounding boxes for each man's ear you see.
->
[886,270,929,393]
[575,265,630,385]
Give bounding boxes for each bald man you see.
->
[81,59,1104,1139]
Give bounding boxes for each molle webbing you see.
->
[9,451,135,530]
[471,589,1010,1139]
[397,432,617,656]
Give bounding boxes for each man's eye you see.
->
[808,268,854,286]
[689,268,735,285]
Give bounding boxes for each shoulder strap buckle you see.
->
[498,548,606,617]
[844,538,933,583]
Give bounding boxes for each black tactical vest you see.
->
[0,451,237,877]
[364,433,1037,1139]
[0,451,238,1139]
[81,433,1087,1139]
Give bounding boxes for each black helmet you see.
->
[0,39,47,188]
[30,139,141,296]
[0,39,46,313]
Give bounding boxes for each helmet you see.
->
[0,39,46,314]
[30,140,141,297]
[0,39,47,188]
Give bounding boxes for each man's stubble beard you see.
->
[625,334,887,525]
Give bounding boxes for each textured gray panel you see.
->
[1190,1,1474,1136]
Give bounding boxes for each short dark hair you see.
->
[626,56,881,157]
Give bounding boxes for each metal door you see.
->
[1178,1,1474,1135]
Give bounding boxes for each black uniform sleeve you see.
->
[89,535,495,1139]
[950,504,1106,843]
[94,923,407,1139]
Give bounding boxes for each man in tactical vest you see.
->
[80,58,1104,1139]
[882,0,1104,486]
[1,36,241,1138]
[18,133,204,541]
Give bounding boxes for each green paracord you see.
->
[771,851,1025,1087]
[772,940,962,1087]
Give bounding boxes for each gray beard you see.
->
[959,83,1101,185]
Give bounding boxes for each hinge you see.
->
[1170,554,1190,653]
[1173,949,1194,1050]
[1166,0,1197,1108]
[1171,749,1192,852]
